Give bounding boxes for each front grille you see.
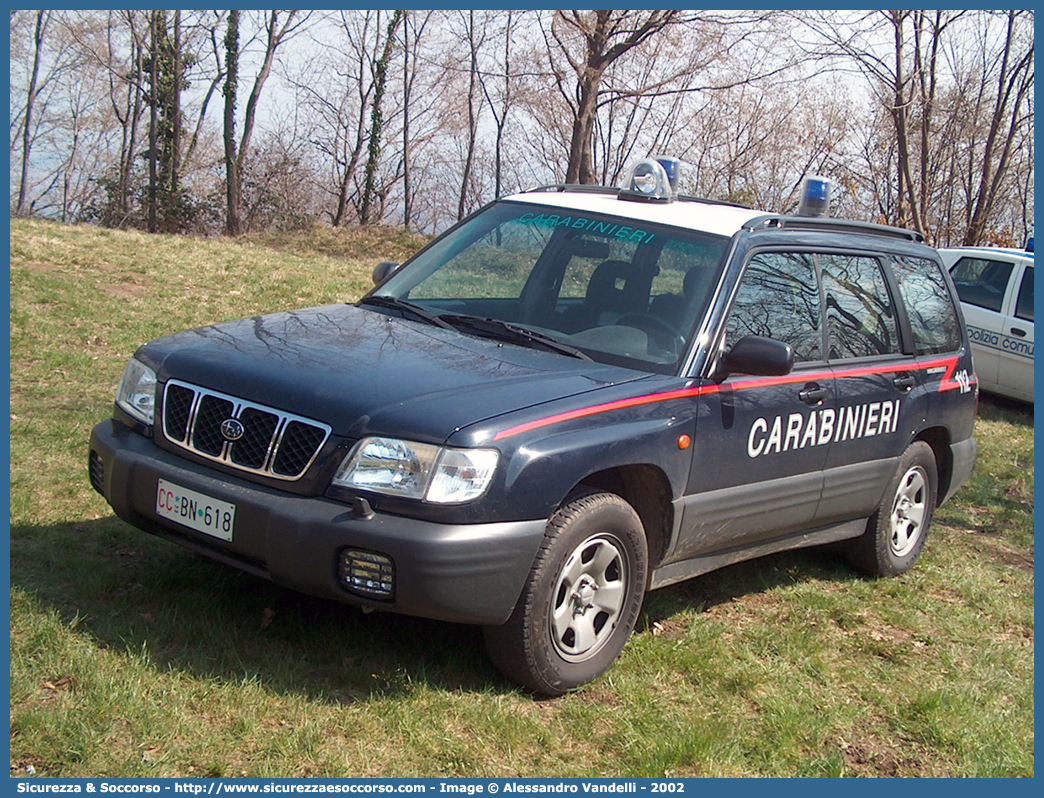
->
[161,379,331,481]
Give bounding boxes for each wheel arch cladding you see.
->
[576,463,674,571]
[915,426,951,505]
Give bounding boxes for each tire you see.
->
[484,490,648,696]
[847,441,938,577]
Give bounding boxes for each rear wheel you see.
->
[484,490,648,696]
[847,441,938,576]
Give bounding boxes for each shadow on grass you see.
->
[12,514,863,702]
[976,392,1033,423]
[641,543,859,626]
[10,517,504,703]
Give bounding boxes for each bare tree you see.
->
[14,11,53,215]
[798,10,1034,244]
[59,10,150,227]
[290,11,390,227]
[477,11,521,201]
[962,11,1034,245]
[8,9,1031,243]
[224,10,310,235]
[545,11,685,184]
[453,10,486,219]
[400,10,436,229]
[148,10,159,231]
[359,10,403,225]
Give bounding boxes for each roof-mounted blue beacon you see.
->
[798,175,832,217]
[620,156,678,203]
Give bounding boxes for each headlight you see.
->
[425,447,500,503]
[115,357,157,426]
[333,437,499,504]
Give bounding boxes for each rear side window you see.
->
[891,255,963,354]
[1015,266,1034,322]
[727,252,821,362]
[949,256,1014,313]
[821,254,900,359]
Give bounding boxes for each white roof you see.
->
[502,189,766,239]
[937,245,1034,263]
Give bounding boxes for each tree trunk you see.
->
[172,11,181,200]
[360,10,403,225]
[566,82,600,184]
[963,11,1034,246]
[223,10,240,236]
[148,10,159,233]
[457,10,480,220]
[17,11,48,216]
[402,12,412,229]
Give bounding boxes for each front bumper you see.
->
[89,420,546,626]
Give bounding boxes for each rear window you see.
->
[892,255,963,354]
[1015,266,1034,322]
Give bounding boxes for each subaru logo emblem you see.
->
[220,418,245,442]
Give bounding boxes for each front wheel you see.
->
[847,441,938,577]
[484,490,648,696]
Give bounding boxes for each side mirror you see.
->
[372,260,401,286]
[719,335,794,378]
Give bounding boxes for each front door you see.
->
[673,250,834,561]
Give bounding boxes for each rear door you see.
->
[997,262,1034,400]
[816,252,926,525]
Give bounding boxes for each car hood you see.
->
[138,303,651,442]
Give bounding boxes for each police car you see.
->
[938,243,1034,403]
[89,159,978,695]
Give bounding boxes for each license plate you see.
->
[156,479,236,541]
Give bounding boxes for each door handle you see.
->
[893,375,916,391]
[1010,327,1027,337]
[798,384,829,405]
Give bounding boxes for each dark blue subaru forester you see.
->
[90,162,977,695]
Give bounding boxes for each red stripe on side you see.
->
[493,356,967,441]
[493,385,714,441]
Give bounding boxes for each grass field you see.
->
[8,217,1034,778]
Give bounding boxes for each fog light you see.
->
[339,550,394,599]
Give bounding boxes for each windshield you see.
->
[371,200,729,373]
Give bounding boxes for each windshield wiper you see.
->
[440,314,592,361]
[360,298,591,360]
[358,295,454,330]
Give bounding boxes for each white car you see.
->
[939,245,1034,403]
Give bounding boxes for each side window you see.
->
[1015,266,1034,322]
[821,254,900,359]
[949,256,1014,313]
[891,255,963,354]
[726,252,821,362]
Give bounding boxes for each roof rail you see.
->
[743,215,924,243]
[526,184,620,196]
[523,183,752,210]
